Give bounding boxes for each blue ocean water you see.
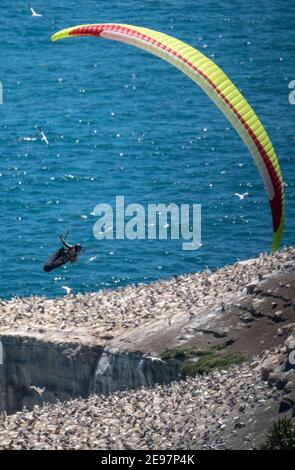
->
[0,0,294,299]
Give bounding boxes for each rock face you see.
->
[260,329,295,414]
[92,349,178,395]
[0,336,179,414]
[0,337,102,413]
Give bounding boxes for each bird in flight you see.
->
[38,127,49,146]
[29,385,45,396]
[28,2,42,17]
[17,136,37,142]
[61,286,72,295]
[232,192,252,200]
[146,356,165,363]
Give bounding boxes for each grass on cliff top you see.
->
[160,346,209,361]
[160,344,245,377]
[181,352,245,377]
[258,417,295,450]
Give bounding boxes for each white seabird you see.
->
[61,286,72,295]
[17,136,37,142]
[28,2,42,17]
[146,356,165,363]
[38,127,49,146]
[232,192,252,200]
[29,385,45,396]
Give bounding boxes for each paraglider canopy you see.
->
[51,23,285,252]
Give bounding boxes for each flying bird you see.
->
[232,192,252,200]
[61,286,72,295]
[38,127,49,146]
[29,386,45,396]
[28,2,42,17]
[17,136,37,142]
[146,356,165,363]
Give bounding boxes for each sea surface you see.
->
[0,0,294,299]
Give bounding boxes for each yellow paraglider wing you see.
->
[52,24,285,251]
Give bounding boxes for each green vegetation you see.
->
[160,344,245,377]
[160,346,208,361]
[258,417,295,450]
[181,352,245,377]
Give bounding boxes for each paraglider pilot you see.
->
[44,234,82,272]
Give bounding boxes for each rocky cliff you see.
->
[0,247,294,449]
[0,337,178,414]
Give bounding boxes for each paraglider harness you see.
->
[59,233,78,262]
[43,232,81,272]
